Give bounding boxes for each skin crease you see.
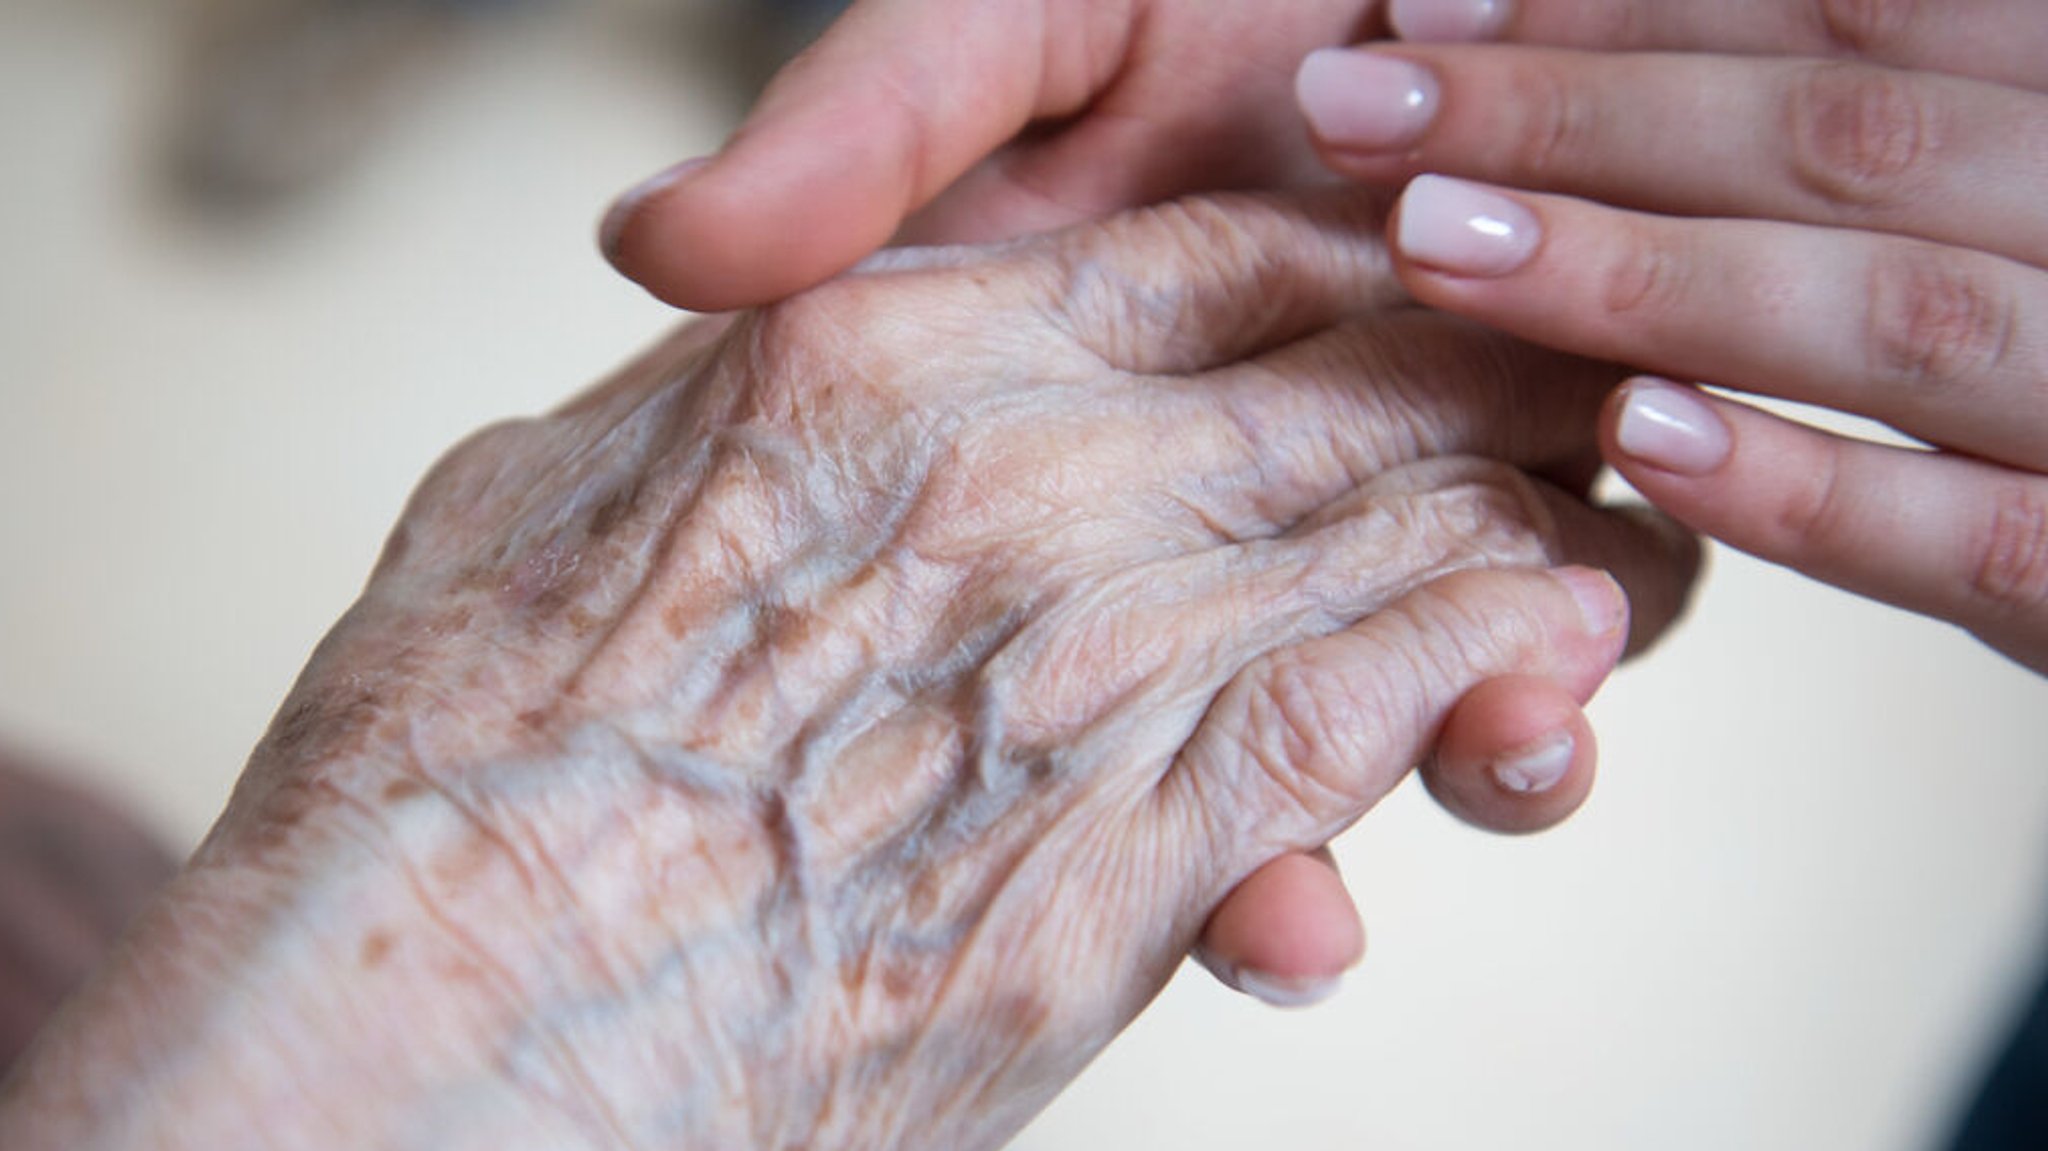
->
[0,190,1697,1150]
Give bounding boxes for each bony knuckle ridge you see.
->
[1238,655,1365,819]
[1789,63,1937,209]
[1399,461,1559,564]
[1865,248,2014,396]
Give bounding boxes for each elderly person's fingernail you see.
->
[1296,49,1439,152]
[1490,732,1574,794]
[1553,567,1626,638]
[1233,967,1343,1009]
[1395,175,1540,277]
[1615,378,1734,477]
[1390,0,1511,42]
[599,156,711,260]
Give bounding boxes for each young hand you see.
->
[1297,0,2048,671]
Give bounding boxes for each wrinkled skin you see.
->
[0,190,1694,1150]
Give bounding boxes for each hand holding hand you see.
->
[0,191,1696,1150]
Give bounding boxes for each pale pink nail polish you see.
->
[1395,174,1540,276]
[1615,378,1733,476]
[1389,0,1511,42]
[1490,733,1574,794]
[1295,49,1439,152]
[599,156,711,259]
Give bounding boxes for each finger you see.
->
[894,4,1383,249]
[1298,48,2048,269]
[1420,674,1597,834]
[1272,458,1700,661]
[1605,377,2048,673]
[1193,848,1364,1008]
[1195,669,1604,1006]
[1210,309,1627,524]
[1167,563,1632,869]
[601,0,1130,311]
[1386,0,2048,92]
[1385,177,2048,471]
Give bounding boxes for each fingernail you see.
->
[1296,49,1439,152]
[1395,175,1539,277]
[1553,566,1625,638]
[1389,0,1511,42]
[1615,378,1733,476]
[1234,967,1343,1009]
[1490,733,1574,794]
[599,156,710,260]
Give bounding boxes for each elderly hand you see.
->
[1296,0,2048,671]
[599,0,1650,1009]
[0,191,1695,1150]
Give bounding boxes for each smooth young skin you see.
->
[0,192,1697,1150]
[1303,0,2048,672]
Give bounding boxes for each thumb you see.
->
[600,0,1128,312]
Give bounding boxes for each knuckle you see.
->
[1424,466,1559,565]
[1508,65,1601,181]
[1235,653,1378,821]
[1863,246,2016,398]
[736,279,940,425]
[408,417,548,516]
[1814,0,1921,57]
[1969,483,2048,619]
[746,279,882,369]
[1788,63,1939,210]
[1599,222,1693,328]
[1771,438,1855,554]
[1057,195,1267,371]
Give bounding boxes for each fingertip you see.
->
[1389,0,1512,44]
[1422,675,1596,835]
[1197,850,1364,1008]
[1606,377,1734,479]
[1392,173,1543,279]
[601,143,901,312]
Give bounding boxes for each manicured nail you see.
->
[599,156,710,260]
[1389,0,1511,42]
[1234,967,1343,1009]
[1553,566,1625,638]
[1615,378,1733,477]
[1296,49,1439,152]
[1490,733,1574,794]
[1395,175,1539,277]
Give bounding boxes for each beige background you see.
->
[3,2,2045,1147]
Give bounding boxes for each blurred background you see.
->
[1,1,2045,1147]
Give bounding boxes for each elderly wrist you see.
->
[0,758,585,1150]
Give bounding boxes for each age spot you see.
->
[359,930,395,969]
[382,777,429,804]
